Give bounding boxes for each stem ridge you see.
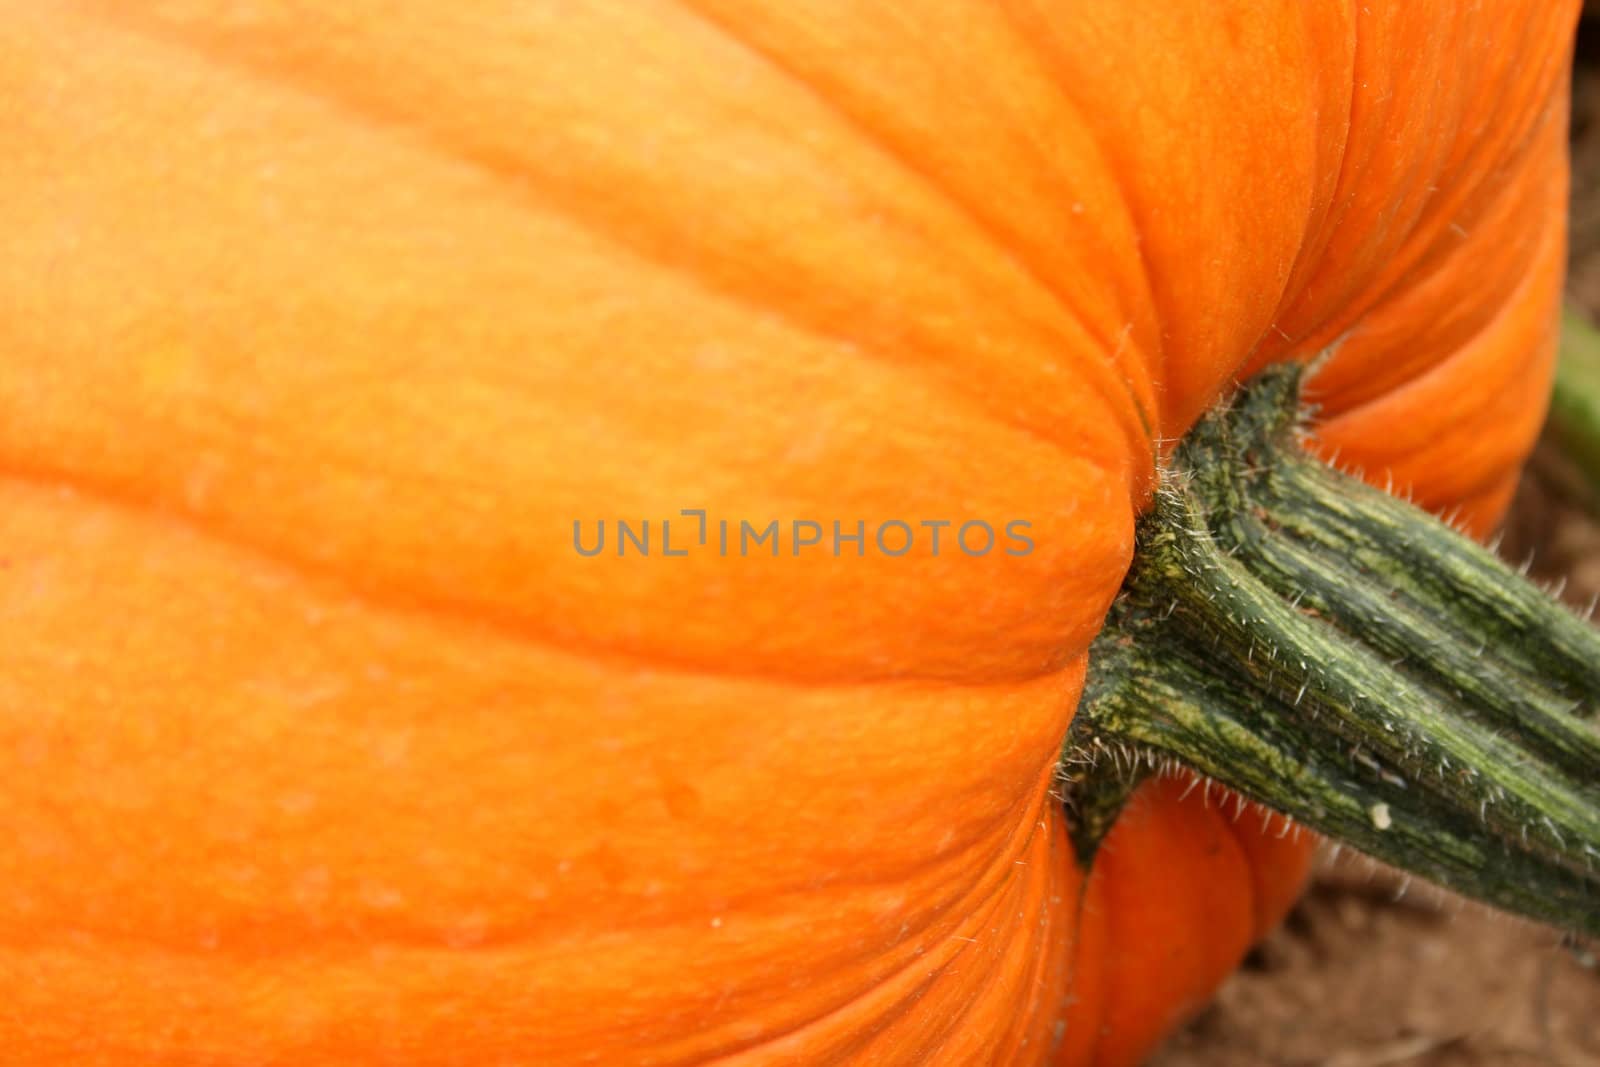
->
[1069,366,1600,936]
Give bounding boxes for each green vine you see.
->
[1550,305,1600,508]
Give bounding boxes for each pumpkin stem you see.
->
[1550,305,1600,510]
[1068,364,1600,937]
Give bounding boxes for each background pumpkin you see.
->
[0,2,1577,1064]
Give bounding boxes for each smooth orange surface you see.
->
[0,3,1575,1064]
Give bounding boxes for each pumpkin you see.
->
[0,2,1577,1064]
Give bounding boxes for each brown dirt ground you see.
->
[1147,27,1600,1067]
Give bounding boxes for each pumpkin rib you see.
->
[672,0,1162,459]
[1313,192,1563,510]
[31,3,1152,689]
[667,761,1068,1066]
[690,881,1014,1063]
[1267,18,1571,386]
[997,822,1076,1067]
[1277,119,1559,413]
[0,461,1112,695]
[16,782,1042,992]
[546,789,1069,1065]
[75,0,1157,488]
[988,1,1361,441]
[1208,795,1287,933]
[982,0,1171,421]
[1,806,1047,953]
[1250,10,1445,369]
[541,772,1061,960]
[1213,800,1312,939]
[1080,777,1262,1067]
[1250,6,1358,360]
[0,470,1087,1062]
[1057,858,1110,1067]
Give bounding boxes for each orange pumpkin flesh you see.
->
[0,3,1575,1064]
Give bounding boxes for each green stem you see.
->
[1550,305,1600,506]
[1068,366,1600,936]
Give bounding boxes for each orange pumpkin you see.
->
[0,2,1576,1064]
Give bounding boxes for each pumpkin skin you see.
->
[0,2,1575,1064]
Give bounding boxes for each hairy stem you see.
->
[1068,366,1600,936]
